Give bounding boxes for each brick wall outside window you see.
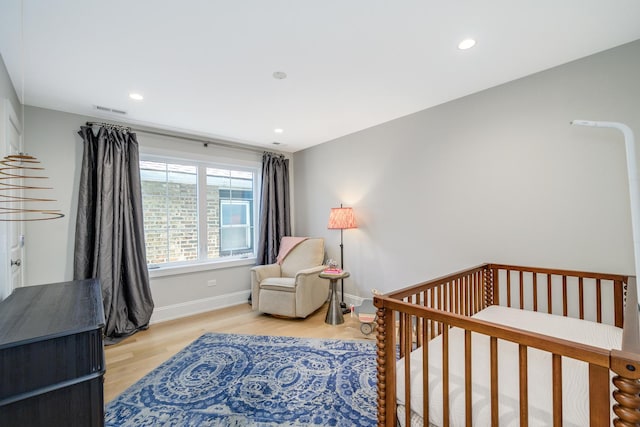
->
[140,159,255,267]
[141,180,222,264]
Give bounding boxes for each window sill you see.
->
[148,257,257,278]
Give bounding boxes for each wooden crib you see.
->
[373,264,640,426]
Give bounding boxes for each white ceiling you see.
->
[1,1,639,152]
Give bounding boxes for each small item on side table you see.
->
[319,270,350,325]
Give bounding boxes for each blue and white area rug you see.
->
[106,333,377,426]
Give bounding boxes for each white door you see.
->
[0,98,23,299]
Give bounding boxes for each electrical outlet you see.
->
[207,280,217,287]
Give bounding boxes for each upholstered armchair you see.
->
[251,238,328,318]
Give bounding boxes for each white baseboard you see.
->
[150,290,251,324]
[344,293,367,307]
[151,290,369,325]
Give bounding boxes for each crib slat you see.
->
[507,269,512,308]
[462,277,468,316]
[470,274,473,313]
[552,354,562,427]
[519,344,529,426]
[462,277,467,314]
[579,277,584,320]
[448,281,453,313]
[443,326,450,427]
[465,330,472,427]
[468,275,472,314]
[614,280,624,328]
[562,276,568,317]
[416,315,423,348]
[422,323,429,426]
[533,273,538,312]
[490,337,499,426]
[467,276,471,314]
[430,288,435,339]
[477,272,482,313]
[468,276,472,315]
[480,271,484,310]
[589,364,610,426]
[520,271,524,309]
[596,279,602,323]
[547,274,552,314]
[399,312,406,358]
[436,287,442,336]
[459,278,464,316]
[473,272,478,313]
[461,276,465,315]
[474,272,482,314]
[457,278,462,315]
[493,267,500,305]
[403,313,412,427]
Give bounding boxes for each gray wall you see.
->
[0,54,20,119]
[14,40,640,317]
[23,106,273,321]
[294,40,640,296]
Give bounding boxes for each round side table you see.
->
[320,271,350,325]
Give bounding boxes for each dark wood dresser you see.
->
[0,279,105,426]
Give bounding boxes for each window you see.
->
[220,200,251,252]
[140,157,258,268]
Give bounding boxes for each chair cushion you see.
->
[280,238,324,278]
[260,277,296,292]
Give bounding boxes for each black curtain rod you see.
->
[86,121,131,132]
[85,121,278,155]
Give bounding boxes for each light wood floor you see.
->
[104,302,373,402]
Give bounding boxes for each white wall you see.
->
[22,106,291,321]
[294,40,640,296]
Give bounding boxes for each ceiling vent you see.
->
[94,105,127,115]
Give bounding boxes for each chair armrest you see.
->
[251,263,282,310]
[295,265,331,317]
[295,265,326,278]
[251,263,281,282]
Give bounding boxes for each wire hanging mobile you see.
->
[0,0,64,222]
[0,153,64,221]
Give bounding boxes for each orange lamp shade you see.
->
[327,207,357,229]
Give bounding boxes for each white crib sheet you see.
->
[396,305,622,427]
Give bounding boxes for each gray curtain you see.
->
[256,152,291,265]
[74,125,154,344]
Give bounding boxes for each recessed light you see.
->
[274,128,283,134]
[129,92,144,101]
[272,71,287,80]
[458,39,476,50]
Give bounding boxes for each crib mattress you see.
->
[396,305,622,427]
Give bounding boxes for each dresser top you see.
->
[0,279,105,349]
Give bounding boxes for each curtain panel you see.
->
[74,125,154,343]
[256,152,291,265]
